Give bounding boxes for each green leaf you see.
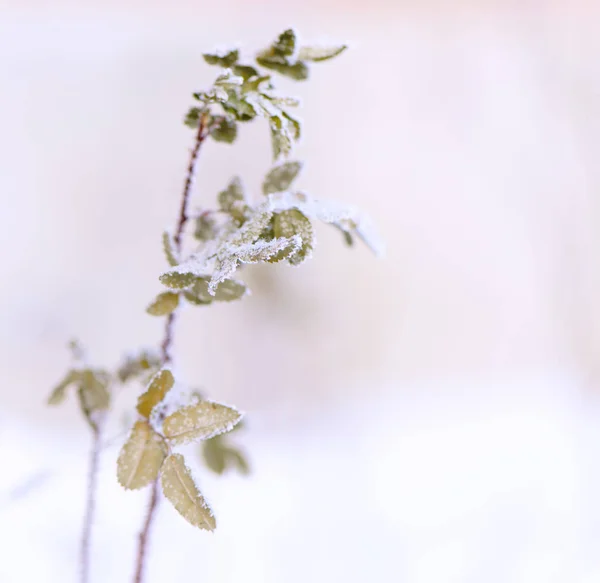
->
[209,116,237,143]
[213,279,247,302]
[272,29,297,57]
[183,278,247,305]
[273,209,313,265]
[282,111,301,140]
[242,75,271,93]
[146,291,179,317]
[255,55,309,81]
[117,421,167,490]
[48,370,78,405]
[214,69,244,90]
[262,161,303,194]
[202,437,250,476]
[298,44,347,62]
[218,177,245,212]
[232,64,260,80]
[162,232,179,266]
[159,272,198,290]
[184,107,202,129]
[221,92,257,121]
[136,368,174,418]
[270,116,292,160]
[194,213,218,242]
[161,453,216,530]
[203,49,239,68]
[163,400,243,445]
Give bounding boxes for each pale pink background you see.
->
[1,1,600,582]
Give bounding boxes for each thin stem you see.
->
[81,424,102,583]
[132,114,209,583]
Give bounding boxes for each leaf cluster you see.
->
[116,368,243,529]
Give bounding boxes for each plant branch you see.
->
[81,423,102,583]
[133,113,209,583]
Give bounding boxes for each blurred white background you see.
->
[2,1,600,582]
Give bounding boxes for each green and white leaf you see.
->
[267,191,385,256]
[136,368,174,418]
[273,209,314,265]
[161,453,216,530]
[163,400,243,445]
[256,56,309,81]
[117,421,167,490]
[194,213,218,242]
[262,161,303,194]
[159,272,198,290]
[203,49,239,68]
[298,44,347,62]
[218,177,245,212]
[210,235,300,293]
[146,291,179,316]
[183,277,247,304]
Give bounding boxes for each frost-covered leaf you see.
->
[161,453,216,530]
[267,191,385,256]
[262,161,303,194]
[270,96,301,108]
[228,206,273,246]
[298,44,347,62]
[136,368,174,418]
[146,292,179,316]
[117,350,161,383]
[183,280,213,306]
[213,279,247,301]
[48,370,78,405]
[273,209,314,265]
[159,272,198,290]
[162,231,179,266]
[163,400,243,445]
[203,49,239,68]
[214,69,244,90]
[184,277,247,304]
[209,116,237,143]
[221,92,257,121]
[194,213,218,242]
[117,421,167,490]
[256,56,309,81]
[210,236,299,292]
[218,177,245,212]
[270,116,293,160]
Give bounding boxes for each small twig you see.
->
[132,113,209,583]
[81,423,102,583]
[133,479,160,583]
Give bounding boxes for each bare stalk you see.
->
[132,114,209,583]
[81,423,102,583]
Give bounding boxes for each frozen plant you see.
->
[47,29,381,583]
